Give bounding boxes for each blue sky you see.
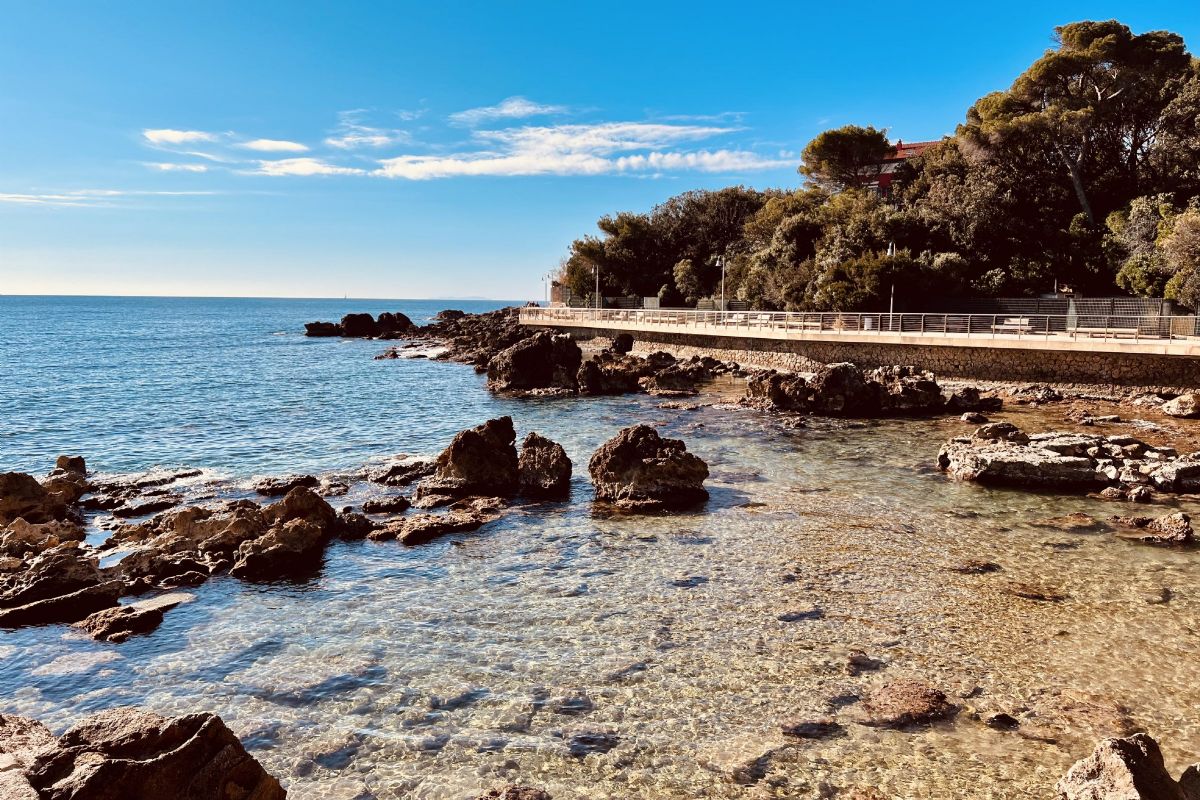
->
[2,1,1197,300]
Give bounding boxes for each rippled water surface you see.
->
[2,296,1199,799]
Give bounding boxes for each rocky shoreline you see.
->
[2,307,1197,797]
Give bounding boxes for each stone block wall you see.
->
[556,326,1200,394]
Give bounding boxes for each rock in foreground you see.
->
[1056,732,1200,800]
[588,425,708,511]
[3,707,285,800]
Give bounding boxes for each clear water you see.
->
[1,296,1198,799]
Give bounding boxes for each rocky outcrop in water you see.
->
[518,433,572,499]
[1056,732,1200,800]
[486,331,582,395]
[1,707,285,800]
[0,472,68,526]
[418,416,520,501]
[304,311,415,339]
[588,425,708,510]
[744,363,999,418]
[938,424,1200,498]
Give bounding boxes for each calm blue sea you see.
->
[0,296,534,478]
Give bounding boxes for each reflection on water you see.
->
[3,398,1198,799]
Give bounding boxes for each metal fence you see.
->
[520,307,1200,343]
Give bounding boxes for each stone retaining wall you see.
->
[556,326,1200,394]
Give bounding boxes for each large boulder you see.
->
[518,433,572,499]
[486,331,582,394]
[871,366,946,415]
[375,311,415,338]
[229,488,337,579]
[20,707,285,800]
[576,351,667,396]
[1056,733,1198,800]
[744,371,808,411]
[588,425,709,510]
[420,417,520,499]
[339,313,378,337]
[807,363,882,416]
[0,472,64,526]
[1162,393,1200,419]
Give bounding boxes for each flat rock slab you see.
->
[0,581,120,628]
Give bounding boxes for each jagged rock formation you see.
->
[588,425,708,510]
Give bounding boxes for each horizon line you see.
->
[0,292,534,302]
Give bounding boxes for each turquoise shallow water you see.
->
[1,296,1199,799]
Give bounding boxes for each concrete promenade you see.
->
[519,307,1200,389]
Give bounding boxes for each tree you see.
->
[1164,208,1200,309]
[961,20,1192,225]
[799,125,892,192]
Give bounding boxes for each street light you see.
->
[593,264,600,311]
[717,255,726,312]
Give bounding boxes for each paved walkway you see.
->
[520,307,1200,357]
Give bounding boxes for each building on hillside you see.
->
[861,139,938,196]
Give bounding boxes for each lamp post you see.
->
[594,264,600,311]
[717,255,726,312]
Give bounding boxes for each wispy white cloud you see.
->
[0,189,218,207]
[449,96,569,126]
[240,138,309,153]
[143,129,217,145]
[252,158,366,176]
[145,162,209,172]
[324,109,409,149]
[374,122,786,179]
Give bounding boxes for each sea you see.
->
[1,295,1198,799]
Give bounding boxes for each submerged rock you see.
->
[853,680,957,729]
[477,787,552,800]
[518,433,572,499]
[1056,732,1198,800]
[588,425,708,511]
[1111,512,1194,546]
[14,707,285,800]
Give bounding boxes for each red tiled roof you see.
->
[889,139,939,160]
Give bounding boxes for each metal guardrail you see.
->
[520,307,1200,344]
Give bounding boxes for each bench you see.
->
[1070,326,1144,339]
[992,316,1033,333]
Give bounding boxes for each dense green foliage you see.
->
[558,20,1200,311]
